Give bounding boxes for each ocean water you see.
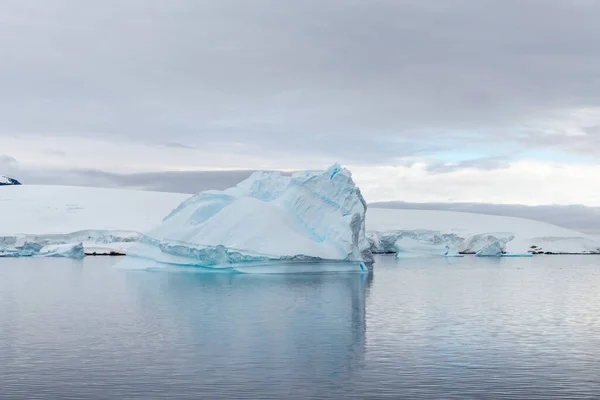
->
[1,255,600,399]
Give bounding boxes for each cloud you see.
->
[0,1,600,158]
[5,166,256,194]
[0,1,600,206]
[424,157,512,174]
[3,155,598,208]
[351,161,600,206]
[0,154,18,168]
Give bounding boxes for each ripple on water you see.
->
[1,255,600,399]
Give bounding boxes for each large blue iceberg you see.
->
[119,164,372,272]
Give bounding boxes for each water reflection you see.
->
[125,269,372,390]
[4,256,600,399]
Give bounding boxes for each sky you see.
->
[1,0,600,210]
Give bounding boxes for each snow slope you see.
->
[0,185,187,234]
[0,185,187,255]
[367,208,600,255]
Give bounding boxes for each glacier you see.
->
[119,164,372,272]
[366,227,597,258]
[367,209,600,257]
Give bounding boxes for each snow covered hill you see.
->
[1,185,187,234]
[0,185,187,255]
[367,208,600,256]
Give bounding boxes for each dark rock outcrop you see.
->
[0,176,21,186]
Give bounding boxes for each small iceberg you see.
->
[368,230,461,258]
[0,241,85,259]
[0,242,44,257]
[395,237,459,258]
[38,243,85,259]
[475,241,505,257]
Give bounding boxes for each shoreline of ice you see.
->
[367,209,600,257]
[1,172,599,263]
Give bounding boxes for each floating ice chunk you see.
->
[460,233,514,254]
[0,241,85,259]
[0,242,44,257]
[119,164,372,272]
[367,231,402,253]
[395,237,456,258]
[38,243,85,259]
[16,242,44,256]
[368,230,461,257]
[475,241,505,257]
[0,231,140,258]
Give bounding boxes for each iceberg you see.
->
[395,237,452,258]
[0,231,139,258]
[460,233,514,254]
[475,241,505,257]
[368,230,462,257]
[0,242,43,257]
[367,208,600,256]
[38,243,86,259]
[0,241,84,259]
[120,164,372,272]
[366,231,400,254]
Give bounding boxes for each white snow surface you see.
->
[367,208,600,255]
[123,164,372,269]
[1,181,600,261]
[0,185,187,234]
[0,176,11,184]
[0,185,187,255]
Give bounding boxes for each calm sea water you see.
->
[2,255,600,399]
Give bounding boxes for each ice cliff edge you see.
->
[121,164,373,270]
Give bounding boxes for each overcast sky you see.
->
[1,0,600,208]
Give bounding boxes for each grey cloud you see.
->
[2,1,600,162]
[0,154,18,168]
[424,157,511,174]
[163,142,198,150]
[370,201,600,235]
[13,168,257,194]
